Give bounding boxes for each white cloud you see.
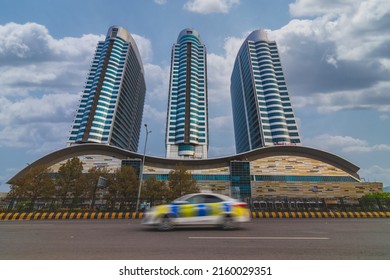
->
[0,121,70,150]
[0,22,51,60]
[308,134,367,149]
[289,0,357,17]
[132,34,153,63]
[359,165,390,186]
[270,0,390,113]
[207,34,248,103]
[139,62,170,141]
[0,93,77,148]
[0,22,102,64]
[0,22,103,98]
[209,115,232,132]
[208,145,235,157]
[0,22,154,153]
[50,33,104,58]
[0,22,102,152]
[143,63,170,101]
[305,134,390,153]
[345,144,390,153]
[205,34,247,157]
[293,81,390,112]
[143,104,166,123]
[0,64,57,86]
[154,0,167,5]
[0,22,153,98]
[207,53,231,102]
[184,0,240,14]
[208,114,235,157]
[0,93,77,125]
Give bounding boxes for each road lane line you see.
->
[188,236,329,240]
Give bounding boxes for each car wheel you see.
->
[158,215,173,231]
[221,215,236,230]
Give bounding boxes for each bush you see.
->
[16,201,33,211]
[361,193,390,199]
[0,208,15,212]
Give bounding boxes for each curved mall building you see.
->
[9,144,382,199]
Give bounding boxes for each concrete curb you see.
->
[1,211,390,220]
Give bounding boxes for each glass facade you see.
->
[121,159,141,178]
[254,175,358,183]
[68,26,146,152]
[230,30,301,153]
[143,174,230,181]
[165,28,209,159]
[230,161,251,199]
[140,174,357,183]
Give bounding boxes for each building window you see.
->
[121,159,141,178]
[230,161,251,199]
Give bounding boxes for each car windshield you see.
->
[216,194,236,201]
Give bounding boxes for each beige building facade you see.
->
[9,144,383,199]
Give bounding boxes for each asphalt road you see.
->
[1,219,389,260]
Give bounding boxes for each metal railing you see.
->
[1,196,389,213]
[247,197,390,212]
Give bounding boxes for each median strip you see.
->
[0,211,389,220]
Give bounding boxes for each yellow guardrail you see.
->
[1,211,390,220]
[0,212,144,220]
[250,211,390,219]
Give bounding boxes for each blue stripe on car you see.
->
[223,203,231,213]
[171,204,179,217]
[198,204,207,216]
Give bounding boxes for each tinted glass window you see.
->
[184,194,223,204]
[204,195,223,203]
[186,195,206,204]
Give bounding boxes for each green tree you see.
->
[167,164,199,200]
[8,165,55,210]
[142,175,169,206]
[360,192,390,212]
[84,167,110,210]
[55,157,84,207]
[107,165,138,211]
[361,192,390,199]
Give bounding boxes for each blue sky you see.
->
[1,0,389,192]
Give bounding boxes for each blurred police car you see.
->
[142,193,251,231]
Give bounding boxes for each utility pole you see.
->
[136,124,151,214]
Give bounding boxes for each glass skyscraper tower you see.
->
[68,26,146,152]
[230,29,301,153]
[165,28,208,159]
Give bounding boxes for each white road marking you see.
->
[188,236,329,240]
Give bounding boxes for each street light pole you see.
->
[136,124,151,214]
